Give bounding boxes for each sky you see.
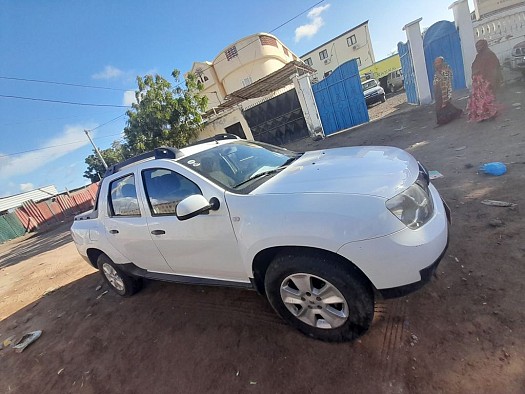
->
[0,0,475,197]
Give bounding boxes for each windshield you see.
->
[362,80,377,91]
[181,140,302,191]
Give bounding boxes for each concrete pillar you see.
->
[403,18,432,105]
[450,0,477,88]
[292,73,324,139]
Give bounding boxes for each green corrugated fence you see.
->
[0,213,26,243]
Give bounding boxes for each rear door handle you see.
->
[151,230,166,235]
[109,230,119,234]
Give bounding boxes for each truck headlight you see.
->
[386,182,434,229]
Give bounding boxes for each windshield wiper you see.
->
[233,155,301,188]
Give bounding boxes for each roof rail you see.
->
[104,147,183,177]
[186,133,240,147]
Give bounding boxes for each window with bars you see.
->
[241,76,253,87]
[195,68,209,84]
[260,35,278,47]
[347,35,357,46]
[304,57,313,66]
[319,49,328,60]
[225,45,238,61]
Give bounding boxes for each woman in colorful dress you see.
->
[433,57,463,125]
[467,39,502,122]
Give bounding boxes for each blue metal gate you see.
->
[423,20,466,98]
[398,41,419,105]
[312,60,369,136]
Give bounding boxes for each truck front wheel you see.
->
[264,252,374,342]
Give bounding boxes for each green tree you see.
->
[123,70,208,155]
[83,141,125,182]
[83,69,207,181]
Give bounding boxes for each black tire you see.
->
[97,254,142,297]
[264,252,374,342]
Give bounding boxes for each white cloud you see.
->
[0,124,95,180]
[295,4,331,42]
[92,65,125,80]
[123,90,137,106]
[19,183,34,192]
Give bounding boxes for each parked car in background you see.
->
[386,68,404,93]
[362,79,386,107]
[71,134,450,342]
[510,40,525,76]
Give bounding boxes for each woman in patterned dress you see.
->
[467,39,502,122]
[433,57,463,125]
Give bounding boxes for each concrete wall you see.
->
[473,5,525,63]
[199,108,253,140]
[473,0,523,20]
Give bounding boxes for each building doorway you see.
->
[225,122,246,139]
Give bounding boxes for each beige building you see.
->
[471,0,525,63]
[472,0,523,19]
[189,33,299,111]
[300,21,375,82]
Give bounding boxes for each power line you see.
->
[0,76,131,92]
[0,113,127,158]
[0,132,124,158]
[268,0,325,34]
[0,1,324,110]
[0,113,110,127]
[0,94,131,108]
[89,113,127,131]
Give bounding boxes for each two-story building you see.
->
[189,33,317,143]
[190,33,299,112]
[300,21,375,83]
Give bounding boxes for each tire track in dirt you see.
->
[377,298,408,391]
[176,300,286,326]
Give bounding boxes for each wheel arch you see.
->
[86,248,105,269]
[251,246,372,296]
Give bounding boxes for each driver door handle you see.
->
[151,229,166,235]
[109,230,119,234]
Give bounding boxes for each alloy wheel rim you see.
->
[102,263,125,292]
[279,273,349,329]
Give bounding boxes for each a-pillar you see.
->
[292,73,324,139]
[449,0,476,87]
[403,18,432,105]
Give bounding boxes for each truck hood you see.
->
[253,146,420,199]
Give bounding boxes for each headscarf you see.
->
[472,39,502,89]
[433,57,453,106]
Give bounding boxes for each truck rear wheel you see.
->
[97,254,142,297]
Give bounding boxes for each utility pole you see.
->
[84,129,108,170]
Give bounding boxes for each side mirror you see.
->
[176,195,220,221]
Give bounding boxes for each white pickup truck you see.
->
[71,134,450,342]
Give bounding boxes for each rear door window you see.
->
[108,174,141,217]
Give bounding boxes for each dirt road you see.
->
[0,83,524,393]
